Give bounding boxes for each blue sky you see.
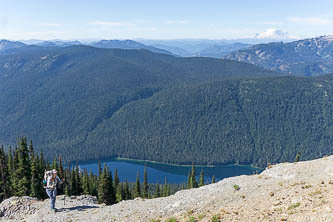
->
[1,0,333,40]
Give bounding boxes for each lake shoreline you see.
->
[115,157,264,170]
[75,156,263,171]
[75,157,263,184]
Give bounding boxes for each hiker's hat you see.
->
[52,169,57,174]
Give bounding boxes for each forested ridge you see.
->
[3,46,333,168]
[73,74,333,167]
[0,45,280,166]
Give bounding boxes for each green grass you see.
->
[188,216,197,222]
[198,214,205,220]
[211,215,220,222]
[287,202,301,211]
[166,217,178,222]
[303,184,312,189]
[233,184,240,191]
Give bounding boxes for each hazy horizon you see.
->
[1,0,332,41]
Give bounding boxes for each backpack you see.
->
[43,170,55,188]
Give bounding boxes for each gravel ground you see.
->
[2,156,333,221]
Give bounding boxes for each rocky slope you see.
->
[2,156,333,221]
[224,35,333,76]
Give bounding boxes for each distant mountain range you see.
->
[89,39,174,55]
[192,43,251,58]
[0,40,26,52]
[148,43,192,56]
[36,40,82,47]
[224,35,333,76]
[137,39,230,54]
[0,39,251,58]
[0,39,174,56]
[136,40,251,57]
[3,35,333,76]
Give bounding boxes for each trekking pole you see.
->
[63,178,66,206]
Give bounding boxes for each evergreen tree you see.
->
[153,183,161,198]
[11,147,19,195]
[38,150,46,173]
[187,164,197,189]
[70,168,77,196]
[163,177,169,197]
[82,169,90,195]
[6,147,13,196]
[143,165,148,198]
[114,168,119,193]
[190,164,197,189]
[51,157,58,171]
[58,155,64,179]
[56,155,64,195]
[89,171,97,197]
[7,147,13,175]
[74,163,81,195]
[134,171,141,198]
[30,155,42,199]
[97,165,106,203]
[295,152,301,162]
[211,175,216,184]
[0,146,10,201]
[187,170,191,189]
[107,168,116,205]
[29,140,34,160]
[199,170,205,187]
[38,149,47,198]
[98,164,112,205]
[124,179,131,200]
[98,160,102,176]
[116,183,125,203]
[64,164,71,196]
[16,138,31,196]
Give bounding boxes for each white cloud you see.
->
[0,17,8,27]
[89,21,133,27]
[262,21,283,25]
[38,23,62,27]
[166,20,189,24]
[287,16,333,25]
[255,29,297,39]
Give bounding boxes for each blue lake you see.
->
[76,158,263,184]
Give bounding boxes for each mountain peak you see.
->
[254,29,292,40]
[90,39,173,55]
[0,39,26,51]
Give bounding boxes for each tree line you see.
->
[0,138,214,204]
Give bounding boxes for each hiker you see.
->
[44,169,62,212]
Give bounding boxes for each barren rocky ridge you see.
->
[2,156,333,221]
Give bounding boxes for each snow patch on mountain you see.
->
[255,29,294,39]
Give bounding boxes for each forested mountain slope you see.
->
[78,74,333,167]
[224,35,333,76]
[0,45,278,163]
